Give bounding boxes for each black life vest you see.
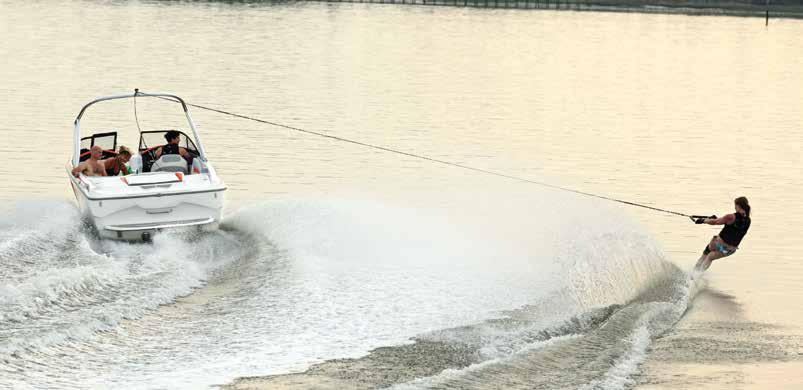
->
[105,159,122,176]
[161,143,180,155]
[719,212,751,247]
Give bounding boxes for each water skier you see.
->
[694,196,751,271]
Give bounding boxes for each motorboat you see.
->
[67,91,226,241]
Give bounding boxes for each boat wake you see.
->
[0,201,245,363]
[235,196,706,389]
[388,267,705,390]
[1,195,704,389]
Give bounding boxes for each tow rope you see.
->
[156,95,705,221]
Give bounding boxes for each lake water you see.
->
[1,1,802,389]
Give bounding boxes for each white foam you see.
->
[580,324,651,390]
[0,263,125,321]
[579,269,706,390]
[0,218,245,359]
[391,334,583,390]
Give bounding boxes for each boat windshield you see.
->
[138,130,199,153]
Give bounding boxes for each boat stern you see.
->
[71,171,225,241]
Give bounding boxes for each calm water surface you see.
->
[1,1,802,389]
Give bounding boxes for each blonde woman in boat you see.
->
[103,146,132,176]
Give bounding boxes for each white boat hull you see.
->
[69,171,225,241]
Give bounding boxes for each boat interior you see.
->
[79,129,202,174]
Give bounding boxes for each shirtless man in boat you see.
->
[71,145,107,177]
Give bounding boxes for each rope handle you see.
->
[690,215,717,224]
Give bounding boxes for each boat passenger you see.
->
[694,196,751,271]
[72,145,107,177]
[103,146,132,176]
[155,130,191,160]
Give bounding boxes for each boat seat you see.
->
[151,154,188,174]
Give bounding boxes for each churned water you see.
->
[1,193,692,389]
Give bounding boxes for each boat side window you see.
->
[79,131,118,162]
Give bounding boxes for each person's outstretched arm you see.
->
[706,214,735,225]
[71,162,86,177]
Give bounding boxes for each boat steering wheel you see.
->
[140,146,161,172]
[147,146,159,161]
